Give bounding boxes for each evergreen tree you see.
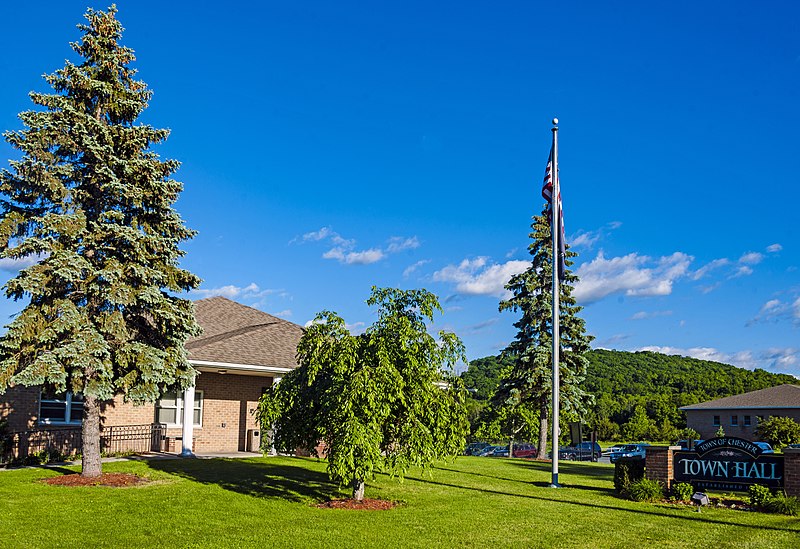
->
[0,6,200,477]
[496,207,593,457]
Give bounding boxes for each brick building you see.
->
[0,297,303,454]
[680,384,800,441]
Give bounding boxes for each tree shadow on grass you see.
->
[147,457,340,503]
[403,475,799,533]
[436,460,616,496]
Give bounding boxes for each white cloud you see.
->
[403,259,430,278]
[192,283,280,300]
[296,226,418,266]
[739,252,764,265]
[630,310,673,320]
[464,318,499,334]
[0,252,48,272]
[767,243,783,253]
[271,309,292,318]
[345,321,366,334]
[570,231,601,249]
[690,258,730,281]
[386,236,420,253]
[568,221,622,250]
[573,251,693,304]
[301,227,334,242]
[732,265,753,278]
[433,257,529,298]
[323,247,385,265]
[748,295,800,326]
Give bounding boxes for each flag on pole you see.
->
[542,147,566,277]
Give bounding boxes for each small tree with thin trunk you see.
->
[259,287,468,501]
[476,365,538,457]
[0,6,200,477]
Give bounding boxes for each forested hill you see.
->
[585,349,796,404]
[461,349,796,440]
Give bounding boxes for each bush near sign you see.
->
[674,437,784,491]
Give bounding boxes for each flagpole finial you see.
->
[552,117,559,126]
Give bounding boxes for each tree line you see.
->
[461,349,797,443]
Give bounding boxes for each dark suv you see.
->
[554,442,601,461]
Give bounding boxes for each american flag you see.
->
[542,146,566,278]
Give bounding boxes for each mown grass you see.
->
[0,456,797,548]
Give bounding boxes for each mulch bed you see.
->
[316,498,398,510]
[41,473,149,488]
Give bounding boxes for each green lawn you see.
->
[0,456,797,548]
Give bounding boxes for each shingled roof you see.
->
[680,384,800,410]
[186,297,303,370]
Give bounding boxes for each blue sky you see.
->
[0,1,798,376]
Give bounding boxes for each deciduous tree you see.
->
[756,416,800,449]
[259,287,468,501]
[0,6,200,477]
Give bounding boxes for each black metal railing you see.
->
[2,423,167,463]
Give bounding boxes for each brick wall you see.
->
[102,397,155,426]
[2,372,275,454]
[645,445,680,489]
[785,448,800,498]
[685,408,800,441]
[187,372,273,452]
[0,386,41,431]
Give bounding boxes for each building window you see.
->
[155,391,203,427]
[744,415,751,427]
[39,391,84,424]
[731,415,738,426]
[713,415,720,427]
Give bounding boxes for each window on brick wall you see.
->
[744,415,751,427]
[155,391,203,427]
[731,415,739,426]
[713,415,720,427]
[39,391,84,425]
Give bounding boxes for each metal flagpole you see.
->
[550,118,561,488]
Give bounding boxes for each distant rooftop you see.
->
[679,384,800,411]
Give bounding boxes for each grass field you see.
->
[0,456,797,548]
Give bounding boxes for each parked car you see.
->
[491,445,510,457]
[571,442,602,461]
[553,442,601,461]
[602,445,624,456]
[609,443,650,463]
[674,439,704,450]
[754,441,774,454]
[512,443,538,458]
[464,442,492,456]
[476,445,498,457]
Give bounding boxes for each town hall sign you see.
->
[673,437,784,491]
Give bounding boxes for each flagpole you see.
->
[550,117,561,488]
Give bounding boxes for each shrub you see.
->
[626,478,664,502]
[748,484,773,509]
[755,416,800,449]
[671,482,694,502]
[614,457,645,494]
[765,492,799,516]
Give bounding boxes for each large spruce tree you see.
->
[497,207,593,458]
[0,6,200,477]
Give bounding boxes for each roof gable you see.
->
[680,384,800,410]
[186,297,303,369]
